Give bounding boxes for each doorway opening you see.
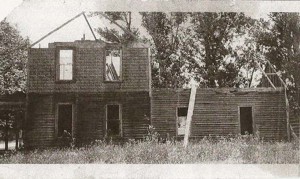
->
[239,107,253,135]
[57,104,73,137]
[106,104,121,137]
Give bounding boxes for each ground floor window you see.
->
[239,106,253,135]
[177,107,188,136]
[57,104,73,137]
[106,104,121,137]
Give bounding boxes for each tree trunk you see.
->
[5,119,8,151]
[15,130,19,150]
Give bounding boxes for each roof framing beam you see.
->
[30,11,98,48]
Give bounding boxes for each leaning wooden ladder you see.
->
[256,60,298,141]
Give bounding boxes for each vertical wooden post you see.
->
[183,85,197,148]
[5,117,8,151]
[285,87,291,141]
[15,129,19,150]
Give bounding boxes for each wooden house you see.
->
[24,40,291,148]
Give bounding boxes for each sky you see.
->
[2,0,300,48]
[1,0,274,48]
[0,0,22,21]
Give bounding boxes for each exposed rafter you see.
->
[82,12,97,41]
[256,59,296,141]
[30,11,98,48]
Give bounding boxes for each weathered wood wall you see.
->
[27,41,150,93]
[25,94,55,147]
[77,92,150,143]
[0,92,25,110]
[151,88,288,141]
[25,92,150,148]
[25,40,151,148]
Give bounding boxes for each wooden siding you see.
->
[151,88,288,141]
[28,41,150,93]
[25,94,55,148]
[0,92,25,110]
[25,92,150,148]
[77,92,150,143]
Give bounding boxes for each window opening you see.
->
[59,50,73,80]
[105,49,121,81]
[177,107,188,136]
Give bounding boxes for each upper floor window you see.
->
[105,49,121,81]
[59,50,73,80]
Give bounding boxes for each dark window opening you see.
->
[177,107,188,136]
[240,107,253,135]
[58,104,72,137]
[106,104,121,136]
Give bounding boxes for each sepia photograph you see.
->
[0,0,299,178]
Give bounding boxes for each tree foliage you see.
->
[91,12,139,44]
[141,12,257,88]
[141,12,189,88]
[0,19,29,94]
[187,12,255,88]
[256,13,300,86]
[256,13,300,111]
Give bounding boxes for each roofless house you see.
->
[22,12,298,148]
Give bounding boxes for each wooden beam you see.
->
[82,12,97,41]
[255,61,276,89]
[264,60,292,141]
[183,85,197,148]
[290,124,298,141]
[266,60,287,88]
[285,87,291,141]
[30,12,84,48]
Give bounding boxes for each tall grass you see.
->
[0,135,298,164]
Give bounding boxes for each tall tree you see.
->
[0,19,29,94]
[256,13,300,86]
[0,19,28,150]
[256,12,300,111]
[188,12,254,88]
[141,12,189,88]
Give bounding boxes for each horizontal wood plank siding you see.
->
[25,94,55,148]
[25,92,150,147]
[28,42,150,93]
[77,92,150,143]
[151,88,287,141]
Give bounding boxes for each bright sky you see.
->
[2,0,274,48]
[0,0,22,21]
[3,0,300,48]
[5,0,104,48]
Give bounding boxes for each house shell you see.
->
[23,39,292,148]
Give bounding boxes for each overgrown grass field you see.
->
[0,135,299,164]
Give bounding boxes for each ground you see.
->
[0,136,298,164]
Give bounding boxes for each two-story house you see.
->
[25,39,290,148]
[25,40,151,147]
